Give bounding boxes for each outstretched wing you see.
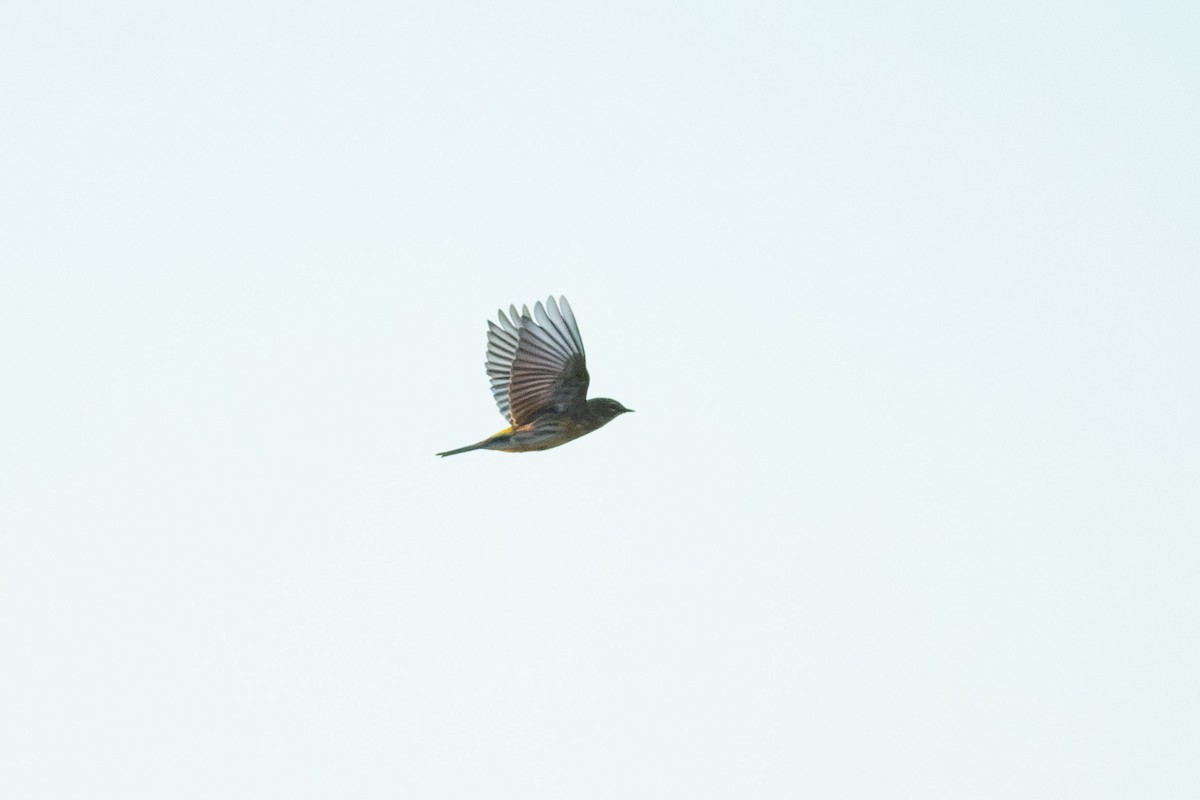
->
[485,296,589,425]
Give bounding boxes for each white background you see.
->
[2,2,1197,797]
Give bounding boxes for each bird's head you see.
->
[586,397,634,427]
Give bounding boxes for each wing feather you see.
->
[482,295,590,424]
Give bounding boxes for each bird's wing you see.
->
[486,296,589,425]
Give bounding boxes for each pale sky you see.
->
[2,2,1198,798]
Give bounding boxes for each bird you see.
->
[437,296,633,456]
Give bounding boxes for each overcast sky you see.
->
[2,2,1198,798]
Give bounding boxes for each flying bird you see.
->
[437,296,633,456]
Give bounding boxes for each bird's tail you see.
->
[436,440,488,457]
[437,427,514,457]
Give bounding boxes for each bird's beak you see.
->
[625,408,635,413]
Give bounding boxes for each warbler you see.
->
[437,296,633,456]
